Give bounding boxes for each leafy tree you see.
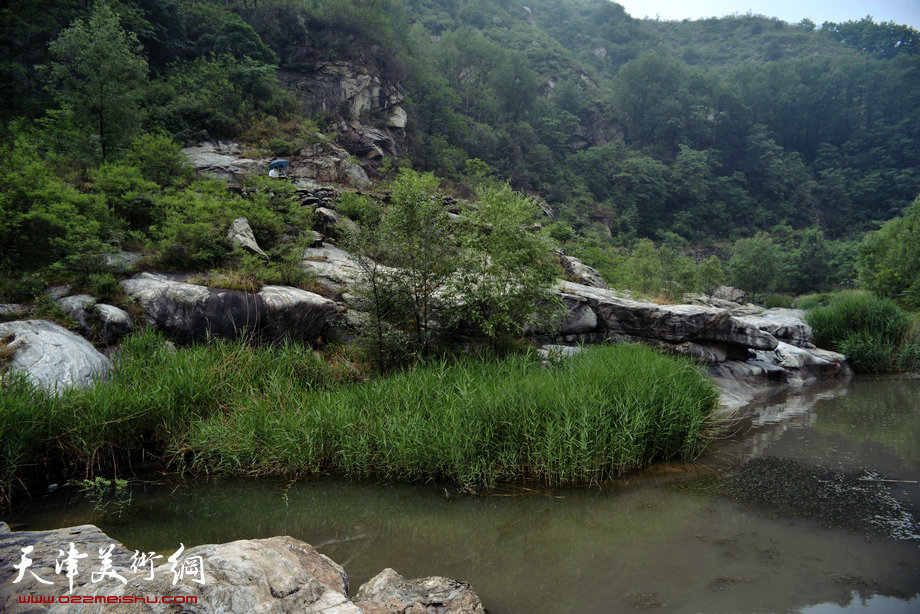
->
[127,131,193,187]
[624,238,664,295]
[44,3,148,161]
[381,169,456,356]
[791,226,833,293]
[697,255,725,297]
[857,195,920,309]
[0,130,108,271]
[343,169,455,365]
[447,181,562,347]
[729,232,781,299]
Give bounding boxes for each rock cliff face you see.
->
[278,50,407,166]
[0,523,484,614]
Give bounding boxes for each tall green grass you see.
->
[0,331,719,503]
[806,291,920,373]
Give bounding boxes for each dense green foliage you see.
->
[857,195,920,310]
[806,292,920,373]
[344,170,561,368]
[0,331,718,501]
[2,0,918,302]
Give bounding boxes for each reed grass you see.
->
[0,331,719,503]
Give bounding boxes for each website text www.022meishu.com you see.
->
[18,595,198,604]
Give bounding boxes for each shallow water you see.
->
[6,376,920,613]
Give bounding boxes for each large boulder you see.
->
[120,273,338,344]
[56,294,96,332]
[558,293,598,335]
[291,143,372,189]
[0,523,485,614]
[0,320,111,392]
[54,295,133,345]
[300,243,389,296]
[354,568,485,614]
[712,285,747,304]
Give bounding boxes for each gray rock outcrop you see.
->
[555,281,780,352]
[279,58,406,164]
[0,320,111,392]
[56,294,96,331]
[0,523,484,614]
[558,254,607,289]
[182,141,265,185]
[713,285,747,304]
[355,568,485,614]
[227,217,268,258]
[55,295,133,345]
[291,142,372,188]
[121,273,339,344]
[300,243,373,296]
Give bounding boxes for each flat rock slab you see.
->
[733,309,812,346]
[121,273,339,344]
[557,281,779,351]
[0,320,110,392]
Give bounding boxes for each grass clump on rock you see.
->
[0,331,719,502]
[806,291,920,373]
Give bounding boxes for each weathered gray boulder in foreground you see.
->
[0,523,484,614]
[121,273,339,344]
[355,568,485,614]
[0,320,110,392]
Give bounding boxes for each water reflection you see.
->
[6,377,920,613]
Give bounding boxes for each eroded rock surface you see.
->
[182,141,265,185]
[121,273,338,344]
[355,568,485,614]
[0,524,485,614]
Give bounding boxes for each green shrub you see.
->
[763,294,795,309]
[88,273,121,303]
[335,192,378,224]
[795,292,836,310]
[806,291,914,373]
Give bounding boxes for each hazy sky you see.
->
[614,0,920,28]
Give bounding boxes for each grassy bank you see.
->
[806,291,920,373]
[1,331,719,503]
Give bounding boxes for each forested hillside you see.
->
[1,0,919,301]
